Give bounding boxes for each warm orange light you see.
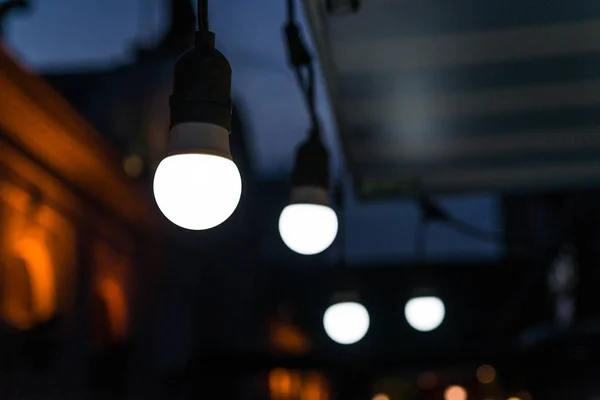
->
[270,320,311,354]
[269,368,292,399]
[2,234,56,329]
[269,369,329,400]
[15,237,56,321]
[301,373,329,400]
[477,364,496,384]
[1,256,33,329]
[445,385,467,400]
[97,277,127,340]
[372,393,390,400]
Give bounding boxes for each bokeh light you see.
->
[372,394,390,400]
[516,391,532,400]
[477,364,496,384]
[123,154,144,178]
[445,385,467,400]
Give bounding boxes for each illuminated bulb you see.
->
[373,394,390,400]
[279,186,338,255]
[154,153,241,230]
[281,131,337,255]
[154,123,241,230]
[157,25,240,230]
[404,296,445,332]
[323,301,369,344]
[444,385,467,400]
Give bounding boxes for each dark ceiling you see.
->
[305,0,600,199]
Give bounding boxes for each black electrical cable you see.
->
[335,182,347,269]
[287,0,295,23]
[197,0,208,33]
[285,0,320,134]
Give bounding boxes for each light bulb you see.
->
[404,296,445,332]
[279,203,338,255]
[323,301,369,344]
[153,153,241,230]
[444,386,467,400]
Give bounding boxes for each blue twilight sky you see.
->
[4,0,500,262]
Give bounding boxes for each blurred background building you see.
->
[1,0,600,399]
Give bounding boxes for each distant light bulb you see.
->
[373,394,390,400]
[445,386,467,400]
[279,204,338,255]
[405,296,445,332]
[153,153,242,230]
[323,302,369,344]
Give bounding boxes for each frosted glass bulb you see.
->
[404,296,445,332]
[153,153,242,230]
[279,204,338,255]
[323,302,370,344]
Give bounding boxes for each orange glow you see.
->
[445,385,467,400]
[269,369,329,400]
[372,394,390,400]
[476,364,496,384]
[1,235,56,329]
[97,277,127,340]
[301,373,329,400]
[270,321,311,354]
[270,368,292,399]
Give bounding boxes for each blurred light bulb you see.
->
[123,154,144,178]
[279,203,338,255]
[323,301,369,344]
[476,364,496,384]
[445,385,467,400]
[153,153,241,230]
[373,394,390,400]
[405,296,445,331]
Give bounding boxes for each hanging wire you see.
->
[335,182,347,269]
[287,0,295,22]
[285,0,320,133]
[197,0,209,32]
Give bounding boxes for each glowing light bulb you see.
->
[444,385,467,400]
[373,394,390,400]
[404,296,445,332]
[153,153,242,230]
[323,301,369,344]
[279,203,338,255]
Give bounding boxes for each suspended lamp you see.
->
[279,129,338,255]
[278,0,338,255]
[323,291,369,345]
[405,295,445,332]
[153,0,241,230]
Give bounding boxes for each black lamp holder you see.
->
[285,0,331,191]
[169,0,232,133]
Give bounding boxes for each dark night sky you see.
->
[5,0,500,262]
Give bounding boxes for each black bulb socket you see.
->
[290,131,330,190]
[169,31,232,132]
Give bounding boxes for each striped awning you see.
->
[304,0,600,198]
